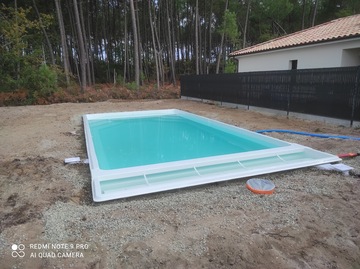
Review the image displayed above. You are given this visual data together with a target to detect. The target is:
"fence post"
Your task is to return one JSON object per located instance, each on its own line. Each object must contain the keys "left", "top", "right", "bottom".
{"left": 287, "top": 70, "right": 296, "bottom": 118}
{"left": 247, "top": 73, "right": 251, "bottom": 110}
{"left": 350, "top": 66, "right": 360, "bottom": 127}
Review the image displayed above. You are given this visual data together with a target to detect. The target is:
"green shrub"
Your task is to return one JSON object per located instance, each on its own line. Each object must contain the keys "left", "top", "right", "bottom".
{"left": 224, "top": 59, "right": 237, "bottom": 73}
{"left": 21, "top": 64, "right": 58, "bottom": 97}
{"left": 116, "top": 74, "right": 125, "bottom": 85}
{"left": 0, "top": 74, "right": 17, "bottom": 92}
{"left": 125, "top": 81, "right": 138, "bottom": 91}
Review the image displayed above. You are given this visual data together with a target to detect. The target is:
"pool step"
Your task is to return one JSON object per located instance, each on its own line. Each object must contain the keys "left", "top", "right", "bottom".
{"left": 95, "top": 146, "right": 339, "bottom": 201}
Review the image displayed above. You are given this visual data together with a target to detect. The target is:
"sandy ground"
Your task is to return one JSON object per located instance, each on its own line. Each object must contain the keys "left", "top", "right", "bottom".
{"left": 0, "top": 99, "right": 359, "bottom": 269}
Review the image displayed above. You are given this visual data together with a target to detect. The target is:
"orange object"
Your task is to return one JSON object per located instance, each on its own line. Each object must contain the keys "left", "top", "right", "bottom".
{"left": 337, "top": 152, "right": 359, "bottom": 158}
{"left": 246, "top": 178, "right": 275, "bottom": 194}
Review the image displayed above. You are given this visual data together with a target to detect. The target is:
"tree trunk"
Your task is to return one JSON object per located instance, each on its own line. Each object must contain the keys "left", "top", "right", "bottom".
{"left": 216, "top": 0, "right": 229, "bottom": 74}
{"left": 195, "top": 0, "right": 199, "bottom": 75}
{"left": 311, "top": 0, "right": 319, "bottom": 27}
{"left": 73, "top": 0, "right": 87, "bottom": 92}
{"left": 166, "top": 0, "right": 176, "bottom": 85}
{"left": 149, "top": 0, "right": 160, "bottom": 90}
{"left": 33, "top": 0, "right": 55, "bottom": 65}
{"left": 154, "top": 5, "right": 164, "bottom": 85}
{"left": 67, "top": 0, "right": 81, "bottom": 85}
{"left": 129, "top": 0, "right": 140, "bottom": 89}
{"left": 54, "top": 0, "right": 70, "bottom": 86}
{"left": 123, "top": 4, "right": 128, "bottom": 83}
{"left": 243, "top": 0, "right": 251, "bottom": 48}
{"left": 135, "top": 0, "right": 143, "bottom": 85}
{"left": 208, "top": 0, "right": 213, "bottom": 74}
{"left": 87, "top": 1, "right": 95, "bottom": 85}
{"left": 79, "top": 0, "right": 92, "bottom": 86}
{"left": 301, "top": 0, "right": 306, "bottom": 29}
{"left": 14, "top": 0, "right": 20, "bottom": 81}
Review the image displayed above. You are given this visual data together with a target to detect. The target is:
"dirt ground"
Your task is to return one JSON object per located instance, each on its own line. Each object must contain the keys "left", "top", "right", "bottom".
{"left": 0, "top": 99, "right": 359, "bottom": 269}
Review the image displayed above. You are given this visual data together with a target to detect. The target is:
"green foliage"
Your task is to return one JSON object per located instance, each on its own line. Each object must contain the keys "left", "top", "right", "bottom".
{"left": 225, "top": 10, "right": 239, "bottom": 43}
{"left": 260, "top": 0, "right": 294, "bottom": 21}
{"left": 140, "top": 72, "right": 146, "bottom": 83}
{"left": 125, "top": 82, "right": 138, "bottom": 91}
{"left": 335, "top": 8, "right": 353, "bottom": 18}
{"left": 219, "top": 10, "right": 240, "bottom": 46}
{"left": 51, "top": 65, "right": 75, "bottom": 88}
{"left": 0, "top": 5, "right": 32, "bottom": 55}
{"left": 247, "top": 0, "right": 296, "bottom": 44}
{"left": 224, "top": 59, "right": 237, "bottom": 73}
{"left": 1, "top": 0, "right": 360, "bottom": 94}
{"left": 0, "top": 4, "right": 55, "bottom": 94}
{"left": 0, "top": 74, "right": 17, "bottom": 92}
{"left": 116, "top": 74, "right": 125, "bottom": 85}
{"left": 259, "top": 32, "right": 276, "bottom": 43}
{"left": 21, "top": 64, "right": 58, "bottom": 98}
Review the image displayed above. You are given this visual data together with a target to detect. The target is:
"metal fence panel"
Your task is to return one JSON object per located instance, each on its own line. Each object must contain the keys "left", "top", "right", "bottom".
{"left": 180, "top": 67, "right": 360, "bottom": 124}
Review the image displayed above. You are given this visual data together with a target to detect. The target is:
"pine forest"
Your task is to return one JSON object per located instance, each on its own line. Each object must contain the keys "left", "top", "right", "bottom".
{"left": 0, "top": 0, "right": 359, "bottom": 104}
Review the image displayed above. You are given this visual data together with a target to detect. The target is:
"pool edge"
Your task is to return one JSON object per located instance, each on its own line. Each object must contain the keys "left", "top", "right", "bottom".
{"left": 83, "top": 109, "right": 341, "bottom": 202}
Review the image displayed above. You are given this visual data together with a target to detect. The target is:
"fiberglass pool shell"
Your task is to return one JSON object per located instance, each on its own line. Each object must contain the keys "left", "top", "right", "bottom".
{"left": 83, "top": 109, "right": 340, "bottom": 202}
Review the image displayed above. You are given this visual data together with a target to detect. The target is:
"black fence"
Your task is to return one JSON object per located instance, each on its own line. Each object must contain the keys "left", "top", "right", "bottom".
{"left": 180, "top": 66, "right": 360, "bottom": 126}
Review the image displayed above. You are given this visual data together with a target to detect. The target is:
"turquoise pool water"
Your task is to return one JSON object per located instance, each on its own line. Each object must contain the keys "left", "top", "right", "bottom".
{"left": 83, "top": 109, "right": 341, "bottom": 201}
{"left": 89, "top": 114, "right": 286, "bottom": 170}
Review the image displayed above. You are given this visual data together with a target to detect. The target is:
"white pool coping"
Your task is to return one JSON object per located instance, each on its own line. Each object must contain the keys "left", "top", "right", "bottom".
{"left": 83, "top": 109, "right": 341, "bottom": 202}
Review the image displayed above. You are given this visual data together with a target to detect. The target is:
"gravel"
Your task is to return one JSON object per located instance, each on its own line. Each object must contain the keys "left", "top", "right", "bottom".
{"left": 1, "top": 100, "right": 359, "bottom": 268}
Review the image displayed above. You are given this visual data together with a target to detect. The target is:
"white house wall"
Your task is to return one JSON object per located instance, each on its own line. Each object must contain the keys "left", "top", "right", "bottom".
{"left": 236, "top": 38, "right": 360, "bottom": 72}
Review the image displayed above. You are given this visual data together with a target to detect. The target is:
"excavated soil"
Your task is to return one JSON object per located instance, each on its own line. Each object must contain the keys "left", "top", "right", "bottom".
{"left": 0, "top": 99, "right": 359, "bottom": 269}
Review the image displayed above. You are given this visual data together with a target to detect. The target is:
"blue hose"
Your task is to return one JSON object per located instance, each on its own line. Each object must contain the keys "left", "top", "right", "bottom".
{"left": 256, "top": 129, "right": 360, "bottom": 141}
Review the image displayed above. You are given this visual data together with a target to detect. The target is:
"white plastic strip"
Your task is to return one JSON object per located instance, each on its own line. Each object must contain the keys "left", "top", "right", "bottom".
{"left": 83, "top": 110, "right": 341, "bottom": 202}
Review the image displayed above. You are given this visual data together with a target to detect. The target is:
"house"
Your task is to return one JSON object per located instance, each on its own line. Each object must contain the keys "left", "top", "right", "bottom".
{"left": 229, "top": 14, "right": 360, "bottom": 72}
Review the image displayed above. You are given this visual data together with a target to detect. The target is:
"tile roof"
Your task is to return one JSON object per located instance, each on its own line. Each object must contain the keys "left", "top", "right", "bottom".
{"left": 229, "top": 14, "right": 360, "bottom": 57}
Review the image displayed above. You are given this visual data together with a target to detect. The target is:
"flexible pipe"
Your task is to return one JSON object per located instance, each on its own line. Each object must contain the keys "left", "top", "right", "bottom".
{"left": 256, "top": 129, "right": 360, "bottom": 141}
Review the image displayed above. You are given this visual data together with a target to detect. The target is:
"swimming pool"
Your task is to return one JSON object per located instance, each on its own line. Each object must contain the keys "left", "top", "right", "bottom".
{"left": 83, "top": 109, "right": 340, "bottom": 202}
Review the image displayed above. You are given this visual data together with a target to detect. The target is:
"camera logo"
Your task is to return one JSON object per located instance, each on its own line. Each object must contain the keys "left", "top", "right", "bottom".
{"left": 11, "top": 244, "right": 25, "bottom": 258}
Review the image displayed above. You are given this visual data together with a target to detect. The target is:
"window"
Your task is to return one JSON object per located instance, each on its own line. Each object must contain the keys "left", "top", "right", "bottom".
{"left": 290, "top": 60, "right": 298, "bottom": 70}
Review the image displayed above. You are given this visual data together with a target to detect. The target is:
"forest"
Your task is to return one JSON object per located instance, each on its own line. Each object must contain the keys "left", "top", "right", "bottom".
{"left": 0, "top": 0, "right": 359, "bottom": 104}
